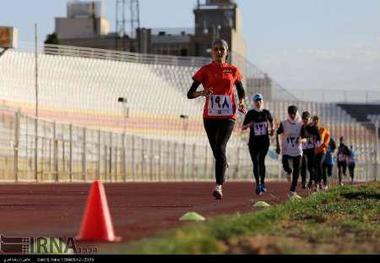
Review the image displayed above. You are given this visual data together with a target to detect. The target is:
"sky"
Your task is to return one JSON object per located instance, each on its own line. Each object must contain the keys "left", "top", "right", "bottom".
{"left": 0, "top": 0, "right": 380, "bottom": 93}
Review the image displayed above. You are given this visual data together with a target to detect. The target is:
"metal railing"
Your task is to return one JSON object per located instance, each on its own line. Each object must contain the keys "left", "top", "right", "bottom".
{"left": 16, "top": 42, "right": 210, "bottom": 68}
{"left": 291, "top": 89, "right": 380, "bottom": 104}
{"left": 0, "top": 107, "right": 377, "bottom": 183}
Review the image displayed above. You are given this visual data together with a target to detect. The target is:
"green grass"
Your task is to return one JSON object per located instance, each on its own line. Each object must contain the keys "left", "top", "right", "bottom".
{"left": 104, "top": 182, "right": 380, "bottom": 254}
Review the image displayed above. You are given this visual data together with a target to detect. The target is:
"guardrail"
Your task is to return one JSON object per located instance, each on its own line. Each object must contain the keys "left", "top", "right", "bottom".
{"left": 17, "top": 42, "right": 210, "bottom": 68}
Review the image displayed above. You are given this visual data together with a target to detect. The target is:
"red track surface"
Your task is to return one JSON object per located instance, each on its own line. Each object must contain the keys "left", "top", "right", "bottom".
{"left": 0, "top": 182, "right": 307, "bottom": 248}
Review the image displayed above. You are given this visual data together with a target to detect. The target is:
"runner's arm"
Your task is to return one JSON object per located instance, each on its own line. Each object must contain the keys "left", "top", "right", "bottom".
{"left": 235, "top": 81, "right": 246, "bottom": 113}
{"left": 187, "top": 80, "right": 211, "bottom": 99}
{"left": 235, "top": 81, "right": 245, "bottom": 101}
{"left": 315, "top": 127, "right": 322, "bottom": 141}
{"left": 276, "top": 123, "right": 284, "bottom": 154}
{"left": 242, "top": 110, "right": 253, "bottom": 130}
{"left": 299, "top": 126, "right": 307, "bottom": 144}
{"left": 322, "top": 130, "right": 331, "bottom": 151}
{"left": 267, "top": 110, "right": 275, "bottom": 136}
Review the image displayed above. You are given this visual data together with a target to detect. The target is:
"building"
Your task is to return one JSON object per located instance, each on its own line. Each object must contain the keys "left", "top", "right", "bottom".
{"left": 56, "top": 1, "right": 110, "bottom": 39}
{"left": 192, "top": 0, "right": 246, "bottom": 61}
{"left": 52, "top": 0, "right": 246, "bottom": 61}
{"left": 50, "top": 0, "right": 275, "bottom": 99}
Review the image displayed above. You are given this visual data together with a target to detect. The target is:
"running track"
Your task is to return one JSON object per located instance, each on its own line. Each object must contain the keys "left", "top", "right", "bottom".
{"left": 0, "top": 182, "right": 308, "bottom": 251}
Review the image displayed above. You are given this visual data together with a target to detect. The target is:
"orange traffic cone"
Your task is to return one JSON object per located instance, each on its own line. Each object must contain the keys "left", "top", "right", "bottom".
{"left": 76, "top": 180, "right": 121, "bottom": 242}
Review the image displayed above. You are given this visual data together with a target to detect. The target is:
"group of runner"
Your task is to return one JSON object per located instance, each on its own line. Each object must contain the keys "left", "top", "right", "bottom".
{"left": 187, "top": 38, "right": 356, "bottom": 200}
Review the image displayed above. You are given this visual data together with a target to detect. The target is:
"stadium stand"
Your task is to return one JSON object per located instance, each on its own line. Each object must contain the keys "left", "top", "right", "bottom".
{"left": 337, "top": 104, "right": 380, "bottom": 122}
{"left": 0, "top": 43, "right": 378, "bottom": 182}
{"left": 337, "top": 104, "right": 380, "bottom": 139}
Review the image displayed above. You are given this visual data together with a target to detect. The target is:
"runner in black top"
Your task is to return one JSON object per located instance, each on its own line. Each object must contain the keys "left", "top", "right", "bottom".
{"left": 300, "top": 111, "right": 321, "bottom": 190}
{"left": 337, "top": 136, "right": 350, "bottom": 186}
{"left": 242, "top": 93, "right": 274, "bottom": 195}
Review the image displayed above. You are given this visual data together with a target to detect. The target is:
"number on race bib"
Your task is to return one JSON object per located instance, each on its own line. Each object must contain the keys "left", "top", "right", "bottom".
{"left": 253, "top": 122, "right": 268, "bottom": 136}
{"left": 304, "top": 138, "right": 314, "bottom": 149}
{"left": 208, "top": 95, "right": 233, "bottom": 116}
{"left": 338, "top": 153, "right": 346, "bottom": 161}
{"left": 287, "top": 137, "right": 296, "bottom": 147}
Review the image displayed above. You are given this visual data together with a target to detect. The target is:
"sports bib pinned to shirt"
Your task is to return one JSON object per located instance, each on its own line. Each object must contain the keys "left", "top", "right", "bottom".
{"left": 303, "top": 138, "right": 315, "bottom": 150}
{"left": 253, "top": 121, "right": 268, "bottom": 136}
{"left": 286, "top": 136, "right": 297, "bottom": 148}
{"left": 338, "top": 153, "right": 347, "bottom": 162}
{"left": 208, "top": 95, "right": 233, "bottom": 117}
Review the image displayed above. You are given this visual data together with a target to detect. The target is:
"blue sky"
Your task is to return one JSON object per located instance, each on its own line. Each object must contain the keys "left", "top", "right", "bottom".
{"left": 1, "top": 0, "right": 380, "bottom": 92}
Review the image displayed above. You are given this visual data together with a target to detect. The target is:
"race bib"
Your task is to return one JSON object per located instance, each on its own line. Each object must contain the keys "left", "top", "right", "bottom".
{"left": 253, "top": 122, "right": 268, "bottom": 136}
{"left": 286, "top": 136, "right": 300, "bottom": 151}
{"left": 303, "top": 138, "right": 315, "bottom": 149}
{"left": 208, "top": 95, "right": 233, "bottom": 117}
{"left": 286, "top": 136, "right": 297, "bottom": 148}
{"left": 338, "top": 153, "right": 346, "bottom": 161}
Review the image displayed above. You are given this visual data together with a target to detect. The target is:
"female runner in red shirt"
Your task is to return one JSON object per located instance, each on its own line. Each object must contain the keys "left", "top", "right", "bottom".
{"left": 187, "top": 39, "right": 246, "bottom": 200}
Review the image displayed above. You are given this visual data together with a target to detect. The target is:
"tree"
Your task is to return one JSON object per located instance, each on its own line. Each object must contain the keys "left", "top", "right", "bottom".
{"left": 44, "top": 33, "right": 60, "bottom": 45}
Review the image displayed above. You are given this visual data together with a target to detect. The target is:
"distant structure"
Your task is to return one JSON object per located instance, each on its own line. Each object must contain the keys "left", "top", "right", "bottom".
{"left": 49, "top": 0, "right": 278, "bottom": 100}
{"left": 115, "top": 0, "right": 140, "bottom": 51}
{"left": 54, "top": 1, "right": 114, "bottom": 49}
{"left": 51, "top": 0, "right": 246, "bottom": 61}
{"left": 193, "top": 0, "right": 246, "bottom": 59}
{"left": 0, "top": 26, "right": 18, "bottom": 49}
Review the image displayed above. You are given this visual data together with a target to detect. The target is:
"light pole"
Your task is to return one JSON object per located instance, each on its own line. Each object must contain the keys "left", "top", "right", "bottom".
{"left": 180, "top": 114, "right": 189, "bottom": 180}
{"left": 118, "top": 97, "right": 129, "bottom": 134}
{"left": 180, "top": 114, "right": 189, "bottom": 142}
{"left": 375, "top": 119, "right": 379, "bottom": 181}
{"left": 34, "top": 23, "right": 39, "bottom": 182}
{"left": 118, "top": 97, "right": 129, "bottom": 181}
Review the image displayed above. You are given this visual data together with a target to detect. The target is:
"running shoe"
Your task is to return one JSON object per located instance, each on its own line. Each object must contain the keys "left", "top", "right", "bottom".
{"left": 288, "top": 191, "right": 302, "bottom": 200}
{"left": 261, "top": 184, "right": 267, "bottom": 193}
{"left": 307, "top": 181, "right": 314, "bottom": 191}
{"left": 213, "top": 185, "right": 223, "bottom": 200}
{"left": 323, "top": 184, "right": 329, "bottom": 191}
{"left": 255, "top": 184, "right": 262, "bottom": 196}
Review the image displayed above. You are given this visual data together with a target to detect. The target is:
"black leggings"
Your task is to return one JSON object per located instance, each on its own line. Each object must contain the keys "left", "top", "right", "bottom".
{"left": 249, "top": 141, "right": 269, "bottom": 185}
{"left": 315, "top": 153, "right": 326, "bottom": 185}
{"left": 282, "top": 155, "right": 301, "bottom": 192}
{"left": 204, "top": 118, "right": 235, "bottom": 185}
{"left": 348, "top": 163, "right": 355, "bottom": 181}
{"left": 338, "top": 161, "right": 347, "bottom": 183}
{"left": 323, "top": 163, "right": 333, "bottom": 178}
{"left": 301, "top": 149, "right": 315, "bottom": 184}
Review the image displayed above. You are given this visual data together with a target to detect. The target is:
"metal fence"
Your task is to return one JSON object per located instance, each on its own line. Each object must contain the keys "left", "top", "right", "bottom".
{"left": 0, "top": 108, "right": 265, "bottom": 183}
{"left": 290, "top": 89, "right": 380, "bottom": 104}
{"left": 0, "top": 108, "right": 377, "bottom": 183}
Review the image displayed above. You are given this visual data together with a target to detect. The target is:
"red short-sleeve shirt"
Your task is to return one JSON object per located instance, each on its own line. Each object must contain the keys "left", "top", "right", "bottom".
{"left": 193, "top": 62, "right": 242, "bottom": 120}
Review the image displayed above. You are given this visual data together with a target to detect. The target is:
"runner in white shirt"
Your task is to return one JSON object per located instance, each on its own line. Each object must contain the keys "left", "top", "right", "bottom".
{"left": 276, "top": 105, "right": 307, "bottom": 199}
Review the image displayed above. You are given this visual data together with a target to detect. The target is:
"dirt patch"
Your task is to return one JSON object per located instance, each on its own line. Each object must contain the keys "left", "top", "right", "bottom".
{"left": 224, "top": 235, "right": 309, "bottom": 254}
{"left": 224, "top": 233, "right": 380, "bottom": 254}
{"left": 342, "top": 192, "right": 380, "bottom": 200}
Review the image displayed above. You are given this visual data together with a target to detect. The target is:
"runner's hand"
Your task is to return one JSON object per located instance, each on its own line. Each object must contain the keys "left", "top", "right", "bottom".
{"left": 201, "top": 88, "right": 213, "bottom": 97}
{"left": 242, "top": 122, "right": 253, "bottom": 130}
{"left": 238, "top": 102, "right": 247, "bottom": 114}
{"left": 276, "top": 146, "right": 281, "bottom": 155}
